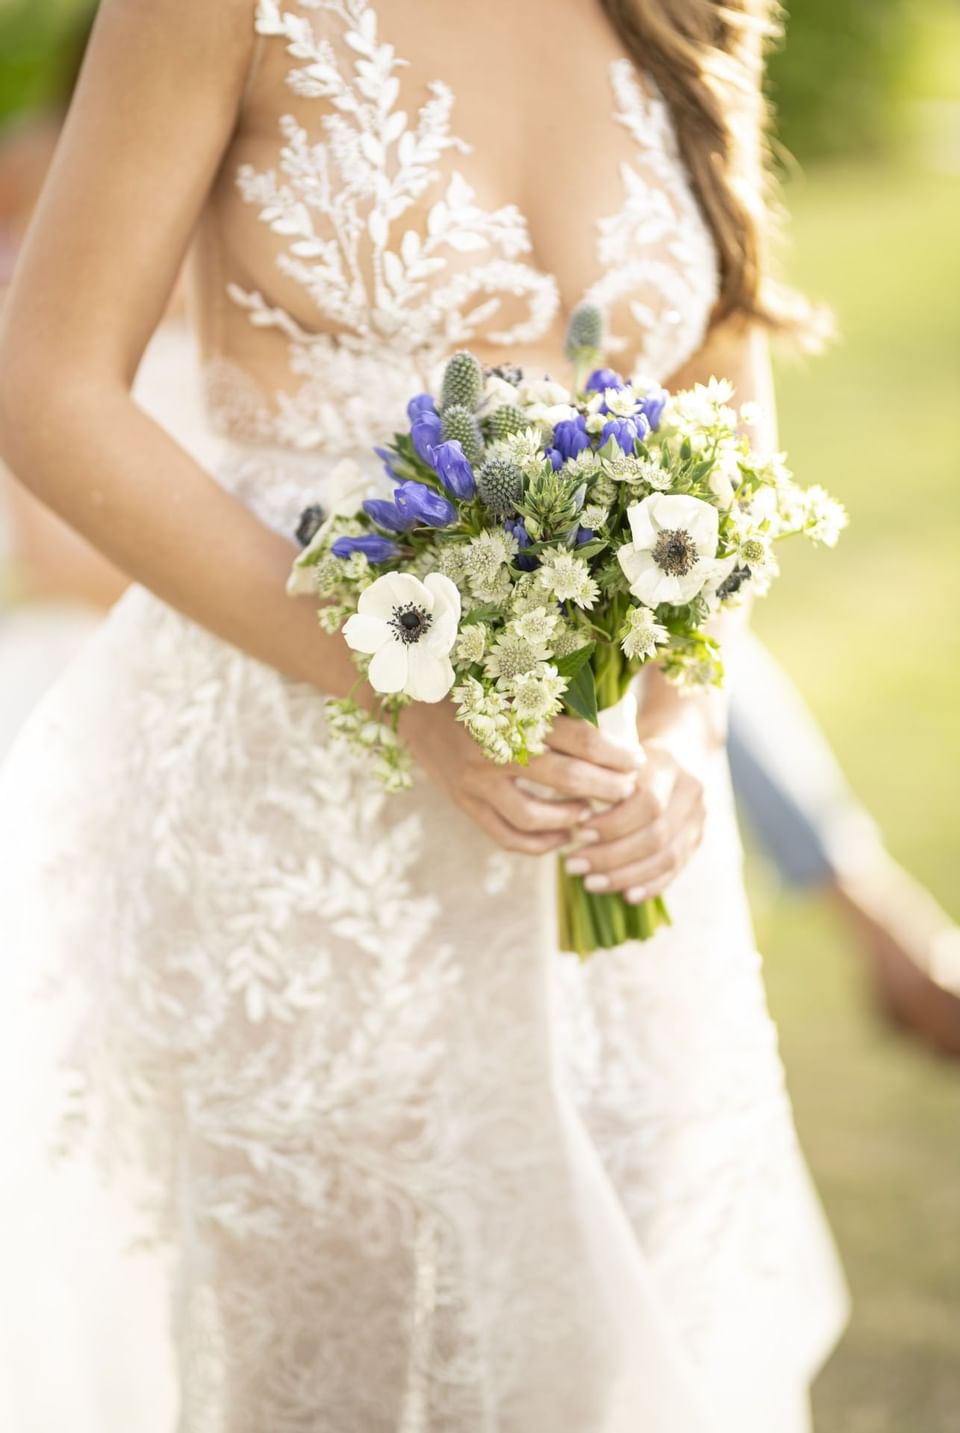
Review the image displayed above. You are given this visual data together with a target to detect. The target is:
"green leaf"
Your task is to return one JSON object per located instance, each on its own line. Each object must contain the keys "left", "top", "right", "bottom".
{"left": 461, "top": 604, "right": 502, "bottom": 626}
{"left": 554, "top": 640, "right": 596, "bottom": 681}
{"left": 572, "top": 537, "right": 609, "bottom": 560}
{"left": 562, "top": 660, "right": 599, "bottom": 725}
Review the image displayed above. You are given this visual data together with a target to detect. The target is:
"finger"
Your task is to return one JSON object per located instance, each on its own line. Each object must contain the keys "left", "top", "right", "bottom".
{"left": 494, "top": 779, "right": 590, "bottom": 834}
{"left": 564, "top": 814, "right": 672, "bottom": 876}
{"left": 466, "top": 797, "right": 572, "bottom": 857}
{"left": 576, "top": 823, "right": 704, "bottom": 896}
{"left": 524, "top": 751, "right": 640, "bottom": 805}
{"left": 583, "top": 762, "right": 694, "bottom": 841}
{"left": 545, "top": 716, "right": 643, "bottom": 773}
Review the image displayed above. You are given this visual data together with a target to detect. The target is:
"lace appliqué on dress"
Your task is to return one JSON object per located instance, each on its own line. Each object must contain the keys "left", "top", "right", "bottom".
{"left": 203, "top": 0, "right": 718, "bottom": 456}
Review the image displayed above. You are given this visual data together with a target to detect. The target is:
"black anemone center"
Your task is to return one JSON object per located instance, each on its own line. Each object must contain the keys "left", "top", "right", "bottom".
{"left": 652, "top": 528, "right": 699, "bottom": 578}
{"left": 389, "top": 603, "right": 432, "bottom": 645}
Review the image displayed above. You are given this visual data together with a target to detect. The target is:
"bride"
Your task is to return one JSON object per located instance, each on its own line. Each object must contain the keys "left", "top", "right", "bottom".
{"left": 0, "top": 1, "right": 847, "bottom": 1428}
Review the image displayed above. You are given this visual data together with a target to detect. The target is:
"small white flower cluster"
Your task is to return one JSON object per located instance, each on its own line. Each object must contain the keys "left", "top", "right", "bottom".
{"left": 326, "top": 698, "right": 415, "bottom": 792}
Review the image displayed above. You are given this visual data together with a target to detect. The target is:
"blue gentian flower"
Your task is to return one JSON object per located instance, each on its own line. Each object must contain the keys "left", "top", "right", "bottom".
{"left": 601, "top": 416, "right": 640, "bottom": 453}
{"left": 332, "top": 534, "right": 401, "bottom": 562}
{"left": 410, "top": 410, "right": 443, "bottom": 464}
{"left": 546, "top": 447, "right": 564, "bottom": 471}
{"left": 407, "top": 393, "right": 437, "bottom": 421}
{"left": 394, "top": 479, "right": 457, "bottom": 528}
{"left": 362, "top": 498, "right": 417, "bottom": 533}
{"left": 552, "top": 415, "right": 589, "bottom": 462}
{"left": 586, "top": 367, "right": 625, "bottom": 394}
{"left": 373, "top": 445, "right": 404, "bottom": 482}
{"left": 505, "top": 516, "right": 537, "bottom": 570}
{"left": 638, "top": 387, "right": 668, "bottom": 432}
{"left": 601, "top": 413, "right": 650, "bottom": 453}
{"left": 576, "top": 527, "right": 595, "bottom": 545}
{"left": 431, "top": 440, "right": 476, "bottom": 499}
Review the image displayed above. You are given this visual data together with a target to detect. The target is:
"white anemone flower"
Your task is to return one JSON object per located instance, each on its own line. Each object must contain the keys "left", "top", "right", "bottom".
{"left": 618, "top": 493, "right": 735, "bottom": 606}
{"left": 343, "top": 571, "right": 461, "bottom": 703}
{"left": 287, "top": 459, "right": 376, "bottom": 595}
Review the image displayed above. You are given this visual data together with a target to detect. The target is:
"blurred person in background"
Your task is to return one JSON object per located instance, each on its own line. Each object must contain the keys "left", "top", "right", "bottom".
{"left": 2, "top": 0, "right": 955, "bottom": 1053}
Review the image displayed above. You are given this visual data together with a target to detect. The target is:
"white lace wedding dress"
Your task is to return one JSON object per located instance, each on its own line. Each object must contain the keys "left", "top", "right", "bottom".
{"left": 0, "top": 4, "right": 847, "bottom": 1430}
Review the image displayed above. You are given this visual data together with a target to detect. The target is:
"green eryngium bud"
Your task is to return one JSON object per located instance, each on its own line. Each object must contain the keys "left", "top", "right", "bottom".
{"left": 441, "top": 351, "right": 484, "bottom": 412}
{"left": 476, "top": 456, "right": 524, "bottom": 517}
{"left": 564, "top": 302, "right": 604, "bottom": 360}
{"left": 441, "top": 404, "right": 486, "bottom": 466}
{"left": 485, "top": 404, "right": 528, "bottom": 441}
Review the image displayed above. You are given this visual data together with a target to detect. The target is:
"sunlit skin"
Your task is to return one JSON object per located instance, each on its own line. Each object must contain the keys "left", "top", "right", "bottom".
{"left": 0, "top": 0, "right": 775, "bottom": 902}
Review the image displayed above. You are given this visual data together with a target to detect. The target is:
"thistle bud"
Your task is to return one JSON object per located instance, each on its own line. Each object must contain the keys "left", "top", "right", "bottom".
{"left": 441, "top": 351, "right": 485, "bottom": 412}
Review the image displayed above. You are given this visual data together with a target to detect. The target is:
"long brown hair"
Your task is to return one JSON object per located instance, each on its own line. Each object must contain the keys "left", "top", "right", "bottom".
{"left": 599, "top": 0, "right": 798, "bottom": 335}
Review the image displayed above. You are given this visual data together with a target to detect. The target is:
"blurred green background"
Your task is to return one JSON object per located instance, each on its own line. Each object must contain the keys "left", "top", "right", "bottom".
{"left": 2, "top": 0, "right": 959, "bottom": 1428}
{"left": 760, "top": 3, "right": 960, "bottom": 1428}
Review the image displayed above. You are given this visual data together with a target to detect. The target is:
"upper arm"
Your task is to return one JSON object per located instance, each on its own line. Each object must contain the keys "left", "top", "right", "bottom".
{"left": 0, "top": 0, "right": 256, "bottom": 389}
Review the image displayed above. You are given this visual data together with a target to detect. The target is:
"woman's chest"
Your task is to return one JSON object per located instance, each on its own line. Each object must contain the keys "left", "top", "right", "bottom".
{"left": 200, "top": 0, "right": 717, "bottom": 379}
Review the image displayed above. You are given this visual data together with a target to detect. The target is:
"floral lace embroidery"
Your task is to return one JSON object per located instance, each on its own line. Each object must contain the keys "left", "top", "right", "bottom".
{"left": 205, "top": 0, "right": 719, "bottom": 455}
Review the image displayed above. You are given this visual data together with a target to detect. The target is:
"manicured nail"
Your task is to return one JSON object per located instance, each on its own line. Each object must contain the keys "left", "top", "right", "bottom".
{"left": 573, "top": 827, "right": 599, "bottom": 846}
{"left": 566, "top": 856, "right": 591, "bottom": 876}
{"left": 584, "top": 873, "right": 609, "bottom": 893}
{"left": 626, "top": 886, "right": 649, "bottom": 904}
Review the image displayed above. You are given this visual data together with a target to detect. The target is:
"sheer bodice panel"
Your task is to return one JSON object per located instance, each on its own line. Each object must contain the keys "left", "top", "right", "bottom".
{"left": 191, "top": 0, "right": 718, "bottom": 456}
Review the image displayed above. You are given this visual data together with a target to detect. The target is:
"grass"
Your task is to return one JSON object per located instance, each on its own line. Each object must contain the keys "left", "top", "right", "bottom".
{"left": 751, "top": 158, "right": 960, "bottom": 1432}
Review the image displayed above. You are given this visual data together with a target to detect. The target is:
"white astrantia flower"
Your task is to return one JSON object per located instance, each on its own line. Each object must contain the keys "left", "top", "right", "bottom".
{"left": 343, "top": 571, "right": 461, "bottom": 703}
{"left": 511, "top": 605, "right": 560, "bottom": 646}
{"left": 538, "top": 548, "right": 600, "bottom": 608}
{"left": 803, "top": 485, "right": 849, "bottom": 546}
{"left": 483, "top": 630, "right": 549, "bottom": 682}
{"left": 494, "top": 427, "right": 544, "bottom": 466}
{"left": 620, "top": 605, "right": 670, "bottom": 662}
{"left": 455, "top": 623, "right": 487, "bottom": 665}
{"left": 580, "top": 502, "right": 611, "bottom": 530}
{"left": 507, "top": 664, "right": 567, "bottom": 722}
{"left": 617, "top": 492, "right": 736, "bottom": 606}
{"left": 596, "top": 385, "right": 639, "bottom": 418}
{"left": 287, "top": 459, "right": 376, "bottom": 595}
{"left": 463, "top": 529, "right": 517, "bottom": 587}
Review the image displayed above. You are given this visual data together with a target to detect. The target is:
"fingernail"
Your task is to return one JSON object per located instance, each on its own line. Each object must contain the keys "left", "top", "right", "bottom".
{"left": 566, "top": 857, "right": 591, "bottom": 876}
{"left": 576, "top": 828, "right": 600, "bottom": 845}
{"left": 626, "top": 886, "right": 649, "bottom": 904}
{"left": 616, "top": 780, "right": 636, "bottom": 800}
{"left": 584, "top": 873, "right": 609, "bottom": 893}
{"left": 575, "top": 807, "right": 595, "bottom": 824}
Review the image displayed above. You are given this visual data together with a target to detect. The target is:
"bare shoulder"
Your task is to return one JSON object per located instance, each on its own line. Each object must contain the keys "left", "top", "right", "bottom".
{"left": 91, "top": 0, "right": 258, "bottom": 72}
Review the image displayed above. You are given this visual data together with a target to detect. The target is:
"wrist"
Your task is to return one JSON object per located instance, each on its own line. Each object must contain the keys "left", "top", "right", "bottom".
{"left": 638, "top": 694, "right": 723, "bottom": 781}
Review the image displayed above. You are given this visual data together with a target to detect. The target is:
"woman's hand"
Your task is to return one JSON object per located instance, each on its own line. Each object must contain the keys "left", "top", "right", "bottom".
{"left": 565, "top": 741, "right": 707, "bottom": 903}
{"left": 401, "top": 707, "right": 644, "bottom": 856}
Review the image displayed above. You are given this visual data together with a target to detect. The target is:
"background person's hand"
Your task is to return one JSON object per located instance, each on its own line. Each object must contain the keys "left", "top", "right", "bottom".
{"left": 401, "top": 705, "right": 644, "bottom": 855}
{"left": 565, "top": 742, "right": 707, "bottom": 903}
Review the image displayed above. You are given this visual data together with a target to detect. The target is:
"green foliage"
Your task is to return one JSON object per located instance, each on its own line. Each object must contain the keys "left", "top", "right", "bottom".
{"left": 770, "top": 0, "right": 914, "bottom": 161}
{"left": 0, "top": 0, "right": 95, "bottom": 126}
{"left": 561, "top": 659, "right": 598, "bottom": 725}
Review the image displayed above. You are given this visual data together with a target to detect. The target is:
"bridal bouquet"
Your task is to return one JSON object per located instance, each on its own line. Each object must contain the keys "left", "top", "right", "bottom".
{"left": 289, "top": 306, "right": 846, "bottom": 957}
